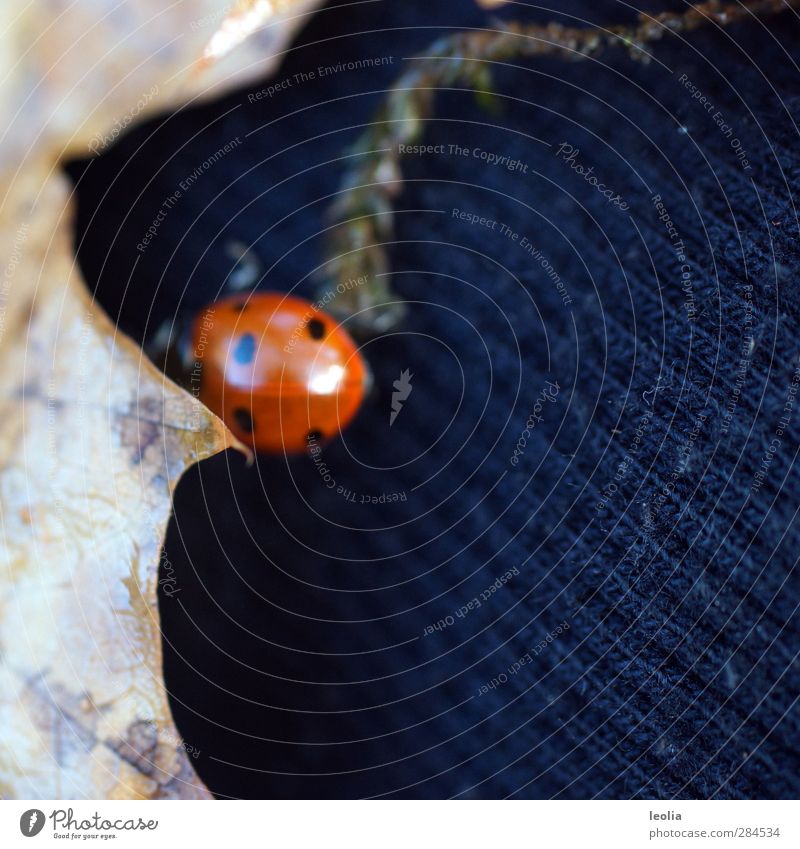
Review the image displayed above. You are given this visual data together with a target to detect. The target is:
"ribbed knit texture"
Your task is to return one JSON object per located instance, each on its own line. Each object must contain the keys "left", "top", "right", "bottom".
{"left": 69, "top": 0, "right": 800, "bottom": 798}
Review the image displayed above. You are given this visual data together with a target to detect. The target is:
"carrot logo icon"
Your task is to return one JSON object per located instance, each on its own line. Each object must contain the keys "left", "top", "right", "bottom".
{"left": 19, "top": 809, "right": 45, "bottom": 837}
{"left": 389, "top": 369, "right": 413, "bottom": 426}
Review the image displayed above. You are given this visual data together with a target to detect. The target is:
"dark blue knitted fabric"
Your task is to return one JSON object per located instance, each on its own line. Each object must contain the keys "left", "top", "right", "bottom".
{"left": 68, "top": 0, "right": 800, "bottom": 798}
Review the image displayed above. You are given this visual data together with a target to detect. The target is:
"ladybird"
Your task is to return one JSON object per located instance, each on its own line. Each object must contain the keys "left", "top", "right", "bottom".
{"left": 191, "top": 292, "right": 368, "bottom": 454}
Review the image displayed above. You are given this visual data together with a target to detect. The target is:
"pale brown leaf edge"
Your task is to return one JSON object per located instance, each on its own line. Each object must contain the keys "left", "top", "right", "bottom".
{"left": 0, "top": 0, "right": 320, "bottom": 800}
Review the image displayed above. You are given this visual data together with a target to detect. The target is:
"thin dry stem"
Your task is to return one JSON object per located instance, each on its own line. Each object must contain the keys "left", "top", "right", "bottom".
{"left": 322, "top": 0, "right": 798, "bottom": 334}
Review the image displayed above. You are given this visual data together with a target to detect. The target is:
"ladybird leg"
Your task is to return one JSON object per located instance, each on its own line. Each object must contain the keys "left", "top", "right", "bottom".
{"left": 144, "top": 316, "right": 191, "bottom": 384}
{"left": 361, "top": 357, "right": 376, "bottom": 403}
{"left": 224, "top": 239, "right": 262, "bottom": 291}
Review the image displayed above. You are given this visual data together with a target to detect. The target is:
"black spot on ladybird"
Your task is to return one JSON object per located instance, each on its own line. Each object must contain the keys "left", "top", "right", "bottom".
{"left": 307, "top": 318, "right": 325, "bottom": 340}
{"left": 233, "top": 333, "right": 256, "bottom": 364}
{"left": 306, "top": 429, "right": 323, "bottom": 444}
{"left": 233, "top": 408, "right": 254, "bottom": 433}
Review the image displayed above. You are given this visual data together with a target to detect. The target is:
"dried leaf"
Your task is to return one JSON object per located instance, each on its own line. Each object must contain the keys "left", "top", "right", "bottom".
{"left": 0, "top": 0, "right": 320, "bottom": 800}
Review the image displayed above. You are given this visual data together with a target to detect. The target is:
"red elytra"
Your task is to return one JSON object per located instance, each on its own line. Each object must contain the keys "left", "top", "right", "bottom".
{"left": 192, "top": 292, "right": 368, "bottom": 454}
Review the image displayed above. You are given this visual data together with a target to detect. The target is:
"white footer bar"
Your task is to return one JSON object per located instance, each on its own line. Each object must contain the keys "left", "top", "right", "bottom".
{"left": 1, "top": 799, "right": 797, "bottom": 848}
